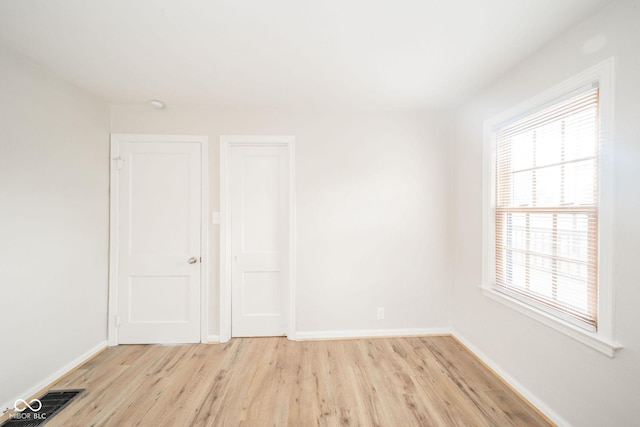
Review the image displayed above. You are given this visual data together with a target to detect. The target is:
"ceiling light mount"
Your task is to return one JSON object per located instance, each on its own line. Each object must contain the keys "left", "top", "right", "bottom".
{"left": 150, "top": 99, "right": 165, "bottom": 109}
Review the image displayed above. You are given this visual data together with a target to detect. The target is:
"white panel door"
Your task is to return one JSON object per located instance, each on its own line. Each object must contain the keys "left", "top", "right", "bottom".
{"left": 117, "top": 140, "right": 201, "bottom": 344}
{"left": 231, "top": 145, "right": 288, "bottom": 337}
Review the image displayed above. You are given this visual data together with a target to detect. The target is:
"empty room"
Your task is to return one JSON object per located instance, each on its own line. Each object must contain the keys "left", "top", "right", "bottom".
{"left": 1, "top": 0, "right": 638, "bottom": 426}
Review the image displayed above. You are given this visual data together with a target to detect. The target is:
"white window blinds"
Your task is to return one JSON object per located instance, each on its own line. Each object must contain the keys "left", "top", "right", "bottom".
{"left": 494, "top": 85, "right": 599, "bottom": 330}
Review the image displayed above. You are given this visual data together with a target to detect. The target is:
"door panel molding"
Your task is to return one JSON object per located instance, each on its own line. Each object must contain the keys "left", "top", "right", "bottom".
{"left": 220, "top": 135, "right": 296, "bottom": 342}
{"left": 108, "top": 134, "right": 209, "bottom": 345}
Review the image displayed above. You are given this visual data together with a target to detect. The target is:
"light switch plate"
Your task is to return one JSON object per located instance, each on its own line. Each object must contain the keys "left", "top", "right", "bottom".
{"left": 212, "top": 211, "right": 221, "bottom": 224}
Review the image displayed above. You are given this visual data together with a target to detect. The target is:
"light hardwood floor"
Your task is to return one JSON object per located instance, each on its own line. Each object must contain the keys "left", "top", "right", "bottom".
{"left": 35, "top": 336, "right": 551, "bottom": 426}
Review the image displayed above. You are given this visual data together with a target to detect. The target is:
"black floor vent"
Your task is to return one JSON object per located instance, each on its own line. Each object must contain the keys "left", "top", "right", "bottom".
{"left": 1, "top": 390, "right": 84, "bottom": 427}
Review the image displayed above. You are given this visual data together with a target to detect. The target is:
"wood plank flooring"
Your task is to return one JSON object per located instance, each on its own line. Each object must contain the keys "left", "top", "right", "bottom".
{"left": 32, "top": 336, "right": 552, "bottom": 426}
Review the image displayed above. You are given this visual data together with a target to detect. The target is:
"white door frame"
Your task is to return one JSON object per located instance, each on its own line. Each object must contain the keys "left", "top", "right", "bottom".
{"left": 219, "top": 135, "right": 296, "bottom": 342}
{"left": 108, "top": 134, "right": 210, "bottom": 346}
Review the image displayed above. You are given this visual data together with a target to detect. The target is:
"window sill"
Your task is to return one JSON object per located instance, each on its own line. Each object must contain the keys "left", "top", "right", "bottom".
{"left": 481, "top": 286, "right": 622, "bottom": 357}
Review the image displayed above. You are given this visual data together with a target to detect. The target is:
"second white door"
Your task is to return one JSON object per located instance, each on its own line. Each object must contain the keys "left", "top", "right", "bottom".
{"left": 231, "top": 145, "right": 289, "bottom": 337}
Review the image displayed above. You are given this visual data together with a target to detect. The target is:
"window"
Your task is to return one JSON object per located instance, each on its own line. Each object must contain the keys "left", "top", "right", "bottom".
{"left": 495, "top": 86, "right": 599, "bottom": 329}
{"left": 483, "top": 59, "right": 619, "bottom": 356}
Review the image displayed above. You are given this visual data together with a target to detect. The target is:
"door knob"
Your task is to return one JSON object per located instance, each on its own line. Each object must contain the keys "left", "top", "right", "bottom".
{"left": 188, "top": 257, "right": 198, "bottom": 264}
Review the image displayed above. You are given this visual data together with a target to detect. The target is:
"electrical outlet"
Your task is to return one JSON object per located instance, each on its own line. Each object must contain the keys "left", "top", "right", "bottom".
{"left": 377, "top": 307, "right": 384, "bottom": 320}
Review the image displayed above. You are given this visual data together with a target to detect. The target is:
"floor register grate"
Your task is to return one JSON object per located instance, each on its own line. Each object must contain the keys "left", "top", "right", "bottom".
{"left": 1, "top": 390, "right": 84, "bottom": 427}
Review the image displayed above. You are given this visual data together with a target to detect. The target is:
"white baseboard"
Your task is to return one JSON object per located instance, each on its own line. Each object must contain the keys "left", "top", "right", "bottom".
{"left": 204, "top": 334, "right": 220, "bottom": 344}
{"left": 1, "top": 340, "right": 108, "bottom": 416}
{"left": 451, "top": 331, "right": 570, "bottom": 427}
{"left": 295, "top": 327, "right": 451, "bottom": 341}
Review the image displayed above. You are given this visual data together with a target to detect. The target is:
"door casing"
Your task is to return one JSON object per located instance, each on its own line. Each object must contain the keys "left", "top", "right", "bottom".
{"left": 108, "top": 134, "right": 209, "bottom": 346}
{"left": 220, "top": 135, "right": 296, "bottom": 343}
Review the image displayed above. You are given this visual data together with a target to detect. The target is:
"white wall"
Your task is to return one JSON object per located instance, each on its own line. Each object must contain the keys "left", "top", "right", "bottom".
{"left": 110, "top": 106, "right": 453, "bottom": 338}
{"left": 452, "top": 1, "right": 640, "bottom": 425}
{"left": 0, "top": 46, "right": 110, "bottom": 410}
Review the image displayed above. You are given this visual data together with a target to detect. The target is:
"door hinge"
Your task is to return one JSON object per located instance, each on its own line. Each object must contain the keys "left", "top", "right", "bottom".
{"left": 115, "top": 314, "right": 120, "bottom": 327}
{"left": 112, "top": 156, "right": 125, "bottom": 170}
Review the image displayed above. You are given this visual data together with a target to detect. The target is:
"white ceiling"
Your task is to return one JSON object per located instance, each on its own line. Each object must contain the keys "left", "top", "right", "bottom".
{"left": 0, "top": 0, "right": 611, "bottom": 110}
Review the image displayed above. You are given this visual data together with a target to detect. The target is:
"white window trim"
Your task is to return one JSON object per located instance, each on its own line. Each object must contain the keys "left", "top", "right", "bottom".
{"left": 482, "top": 58, "right": 622, "bottom": 357}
